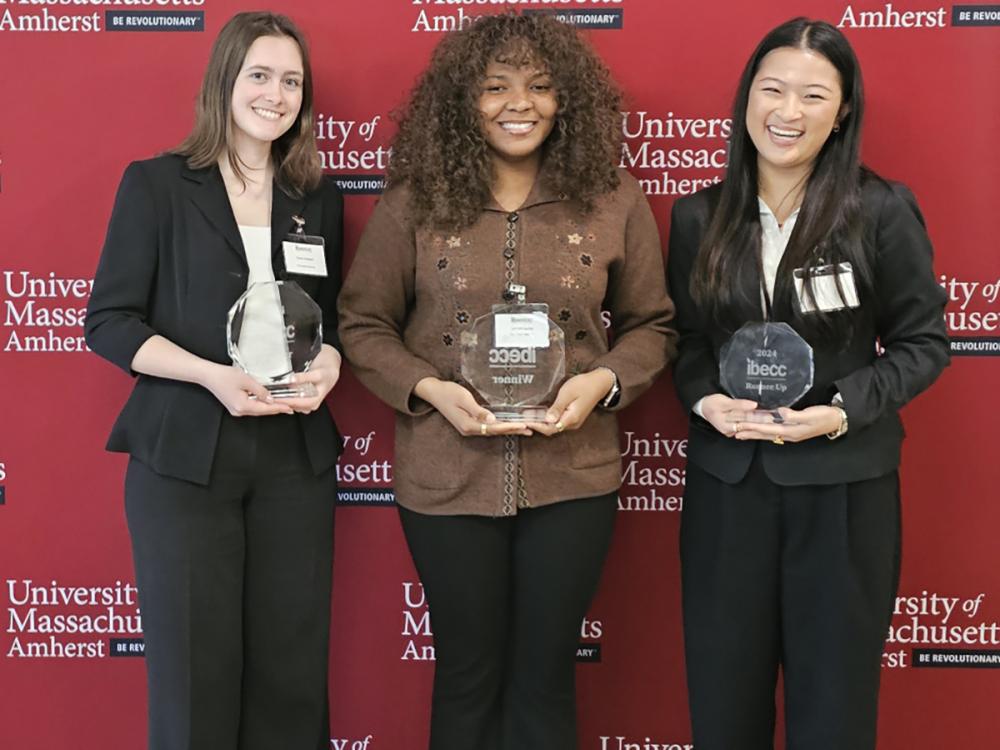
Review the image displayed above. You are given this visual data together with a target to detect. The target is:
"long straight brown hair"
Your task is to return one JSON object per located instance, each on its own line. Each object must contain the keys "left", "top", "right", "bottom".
{"left": 173, "top": 11, "right": 322, "bottom": 197}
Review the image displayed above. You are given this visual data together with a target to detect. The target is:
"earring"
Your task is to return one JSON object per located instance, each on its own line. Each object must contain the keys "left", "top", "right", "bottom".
{"left": 833, "top": 123, "right": 841, "bottom": 133}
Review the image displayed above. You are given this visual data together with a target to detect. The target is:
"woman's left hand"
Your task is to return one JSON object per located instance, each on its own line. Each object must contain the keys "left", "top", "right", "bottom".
{"left": 734, "top": 405, "right": 843, "bottom": 443}
{"left": 527, "top": 369, "right": 615, "bottom": 437}
{"left": 281, "top": 345, "right": 342, "bottom": 414}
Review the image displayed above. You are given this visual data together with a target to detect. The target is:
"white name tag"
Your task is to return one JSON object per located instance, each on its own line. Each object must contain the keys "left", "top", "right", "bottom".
{"left": 494, "top": 313, "right": 550, "bottom": 349}
{"left": 794, "top": 262, "right": 860, "bottom": 313}
{"left": 282, "top": 239, "right": 328, "bottom": 277}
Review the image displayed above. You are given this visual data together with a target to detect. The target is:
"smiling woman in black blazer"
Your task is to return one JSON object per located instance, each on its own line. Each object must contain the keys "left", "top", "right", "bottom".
{"left": 667, "top": 18, "right": 949, "bottom": 750}
{"left": 85, "top": 12, "right": 342, "bottom": 750}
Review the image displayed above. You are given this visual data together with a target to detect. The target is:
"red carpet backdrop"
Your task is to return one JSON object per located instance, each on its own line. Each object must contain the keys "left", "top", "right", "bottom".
{"left": 1, "top": 1, "right": 998, "bottom": 748}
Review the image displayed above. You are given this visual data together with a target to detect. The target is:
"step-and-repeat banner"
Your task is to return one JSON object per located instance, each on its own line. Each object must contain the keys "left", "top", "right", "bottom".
{"left": 1, "top": 2, "right": 998, "bottom": 748}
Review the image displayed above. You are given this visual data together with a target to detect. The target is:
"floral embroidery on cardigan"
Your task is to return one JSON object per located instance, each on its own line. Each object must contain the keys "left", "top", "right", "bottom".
{"left": 446, "top": 235, "right": 461, "bottom": 249}
{"left": 579, "top": 253, "right": 593, "bottom": 267}
{"left": 567, "top": 233, "right": 583, "bottom": 245}
{"left": 437, "top": 257, "right": 449, "bottom": 271}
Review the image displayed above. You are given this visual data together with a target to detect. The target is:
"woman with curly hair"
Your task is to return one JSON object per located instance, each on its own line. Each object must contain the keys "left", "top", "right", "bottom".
{"left": 339, "top": 12, "right": 674, "bottom": 750}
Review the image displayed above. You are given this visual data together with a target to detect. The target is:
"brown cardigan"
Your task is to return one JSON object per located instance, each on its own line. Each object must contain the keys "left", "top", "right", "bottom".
{"left": 339, "top": 169, "right": 676, "bottom": 516}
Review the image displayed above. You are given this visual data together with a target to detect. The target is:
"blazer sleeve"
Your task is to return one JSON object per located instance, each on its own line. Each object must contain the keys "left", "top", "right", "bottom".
{"left": 666, "top": 196, "right": 722, "bottom": 412}
{"left": 833, "top": 183, "right": 950, "bottom": 431}
{"left": 317, "top": 178, "right": 345, "bottom": 353}
{"left": 84, "top": 161, "right": 159, "bottom": 376}
{"left": 592, "top": 179, "right": 677, "bottom": 409}
{"left": 337, "top": 195, "right": 442, "bottom": 416}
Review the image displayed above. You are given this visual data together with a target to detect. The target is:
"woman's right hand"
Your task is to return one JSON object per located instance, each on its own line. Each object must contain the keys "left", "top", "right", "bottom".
{"left": 200, "top": 363, "right": 294, "bottom": 417}
{"left": 699, "top": 393, "right": 760, "bottom": 437}
{"left": 414, "top": 378, "right": 533, "bottom": 437}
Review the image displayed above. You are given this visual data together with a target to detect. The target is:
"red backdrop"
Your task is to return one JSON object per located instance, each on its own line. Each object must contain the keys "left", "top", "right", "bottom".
{"left": 1, "top": 2, "right": 998, "bottom": 748}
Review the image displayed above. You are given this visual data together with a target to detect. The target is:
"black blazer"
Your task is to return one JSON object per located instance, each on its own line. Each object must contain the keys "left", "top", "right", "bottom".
{"left": 86, "top": 154, "right": 343, "bottom": 485}
{"left": 666, "top": 176, "right": 949, "bottom": 486}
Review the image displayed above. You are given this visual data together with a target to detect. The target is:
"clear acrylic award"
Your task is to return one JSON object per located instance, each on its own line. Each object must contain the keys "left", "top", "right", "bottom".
{"left": 460, "top": 286, "right": 565, "bottom": 422}
{"left": 226, "top": 280, "right": 323, "bottom": 399}
{"left": 719, "top": 321, "right": 814, "bottom": 413}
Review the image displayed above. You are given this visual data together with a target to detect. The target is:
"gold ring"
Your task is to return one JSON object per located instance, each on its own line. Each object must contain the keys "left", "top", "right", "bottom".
{"left": 773, "top": 435, "right": 784, "bottom": 445}
{"left": 480, "top": 423, "right": 488, "bottom": 436}
{"left": 555, "top": 421, "right": 565, "bottom": 432}
{"left": 733, "top": 422, "right": 741, "bottom": 434}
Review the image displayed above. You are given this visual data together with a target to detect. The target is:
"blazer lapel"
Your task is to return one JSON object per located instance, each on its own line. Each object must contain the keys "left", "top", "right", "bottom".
{"left": 184, "top": 164, "right": 245, "bottom": 266}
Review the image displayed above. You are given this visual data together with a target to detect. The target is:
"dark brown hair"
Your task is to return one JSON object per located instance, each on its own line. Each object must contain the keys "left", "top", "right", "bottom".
{"left": 173, "top": 11, "right": 321, "bottom": 197}
{"left": 388, "top": 13, "right": 623, "bottom": 229}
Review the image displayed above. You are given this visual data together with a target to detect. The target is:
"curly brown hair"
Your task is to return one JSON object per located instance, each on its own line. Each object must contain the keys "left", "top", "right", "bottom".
{"left": 387, "top": 13, "right": 623, "bottom": 229}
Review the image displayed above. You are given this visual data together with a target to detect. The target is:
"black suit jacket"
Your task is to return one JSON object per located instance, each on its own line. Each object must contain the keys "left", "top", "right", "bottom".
{"left": 666, "top": 176, "right": 949, "bottom": 485}
{"left": 86, "top": 154, "right": 343, "bottom": 485}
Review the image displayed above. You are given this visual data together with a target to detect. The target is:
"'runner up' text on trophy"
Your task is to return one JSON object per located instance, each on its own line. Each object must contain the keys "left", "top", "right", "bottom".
{"left": 719, "top": 321, "right": 814, "bottom": 416}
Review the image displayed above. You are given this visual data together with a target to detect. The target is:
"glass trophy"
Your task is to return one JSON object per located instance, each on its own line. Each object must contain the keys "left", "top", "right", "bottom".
{"left": 719, "top": 321, "right": 813, "bottom": 416}
{"left": 460, "top": 285, "right": 565, "bottom": 422}
{"left": 227, "top": 280, "right": 323, "bottom": 399}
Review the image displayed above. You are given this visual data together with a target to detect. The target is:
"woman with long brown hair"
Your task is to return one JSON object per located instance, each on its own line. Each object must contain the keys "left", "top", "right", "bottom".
{"left": 340, "top": 13, "right": 674, "bottom": 750}
{"left": 85, "top": 12, "right": 342, "bottom": 750}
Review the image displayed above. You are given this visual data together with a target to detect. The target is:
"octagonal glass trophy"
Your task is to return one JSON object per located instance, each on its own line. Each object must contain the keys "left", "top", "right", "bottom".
{"left": 227, "top": 280, "right": 322, "bottom": 399}
{"left": 460, "top": 284, "right": 565, "bottom": 421}
{"left": 719, "top": 322, "right": 813, "bottom": 417}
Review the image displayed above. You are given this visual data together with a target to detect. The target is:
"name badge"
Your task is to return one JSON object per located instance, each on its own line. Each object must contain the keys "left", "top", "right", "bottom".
{"left": 794, "top": 262, "right": 859, "bottom": 313}
{"left": 494, "top": 312, "right": 550, "bottom": 349}
{"left": 282, "top": 235, "right": 327, "bottom": 277}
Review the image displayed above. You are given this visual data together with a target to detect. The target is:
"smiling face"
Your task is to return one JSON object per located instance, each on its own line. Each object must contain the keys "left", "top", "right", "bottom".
{"left": 746, "top": 46, "right": 845, "bottom": 182}
{"left": 477, "top": 58, "right": 558, "bottom": 168}
{"left": 229, "top": 34, "right": 304, "bottom": 152}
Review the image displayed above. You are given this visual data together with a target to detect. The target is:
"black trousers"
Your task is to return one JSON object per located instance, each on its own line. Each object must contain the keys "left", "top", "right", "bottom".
{"left": 398, "top": 493, "right": 618, "bottom": 750}
{"left": 681, "top": 457, "right": 901, "bottom": 750}
{"left": 124, "top": 414, "right": 337, "bottom": 750}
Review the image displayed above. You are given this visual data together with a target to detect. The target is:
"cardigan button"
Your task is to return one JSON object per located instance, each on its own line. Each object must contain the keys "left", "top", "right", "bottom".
{"left": 507, "top": 212, "right": 519, "bottom": 223}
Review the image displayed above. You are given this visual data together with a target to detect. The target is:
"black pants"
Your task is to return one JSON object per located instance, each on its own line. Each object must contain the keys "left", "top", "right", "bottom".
{"left": 681, "top": 458, "right": 901, "bottom": 750}
{"left": 398, "top": 493, "right": 618, "bottom": 750}
{"left": 124, "top": 414, "right": 336, "bottom": 750}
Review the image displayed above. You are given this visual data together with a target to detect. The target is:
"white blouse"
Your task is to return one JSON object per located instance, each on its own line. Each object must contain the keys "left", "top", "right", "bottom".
{"left": 235, "top": 225, "right": 291, "bottom": 379}
{"left": 238, "top": 225, "right": 275, "bottom": 287}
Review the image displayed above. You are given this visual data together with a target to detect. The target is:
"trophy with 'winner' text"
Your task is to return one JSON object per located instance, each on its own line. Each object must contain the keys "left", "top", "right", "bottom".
{"left": 460, "top": 284, "right": 565, "bottom": 421}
